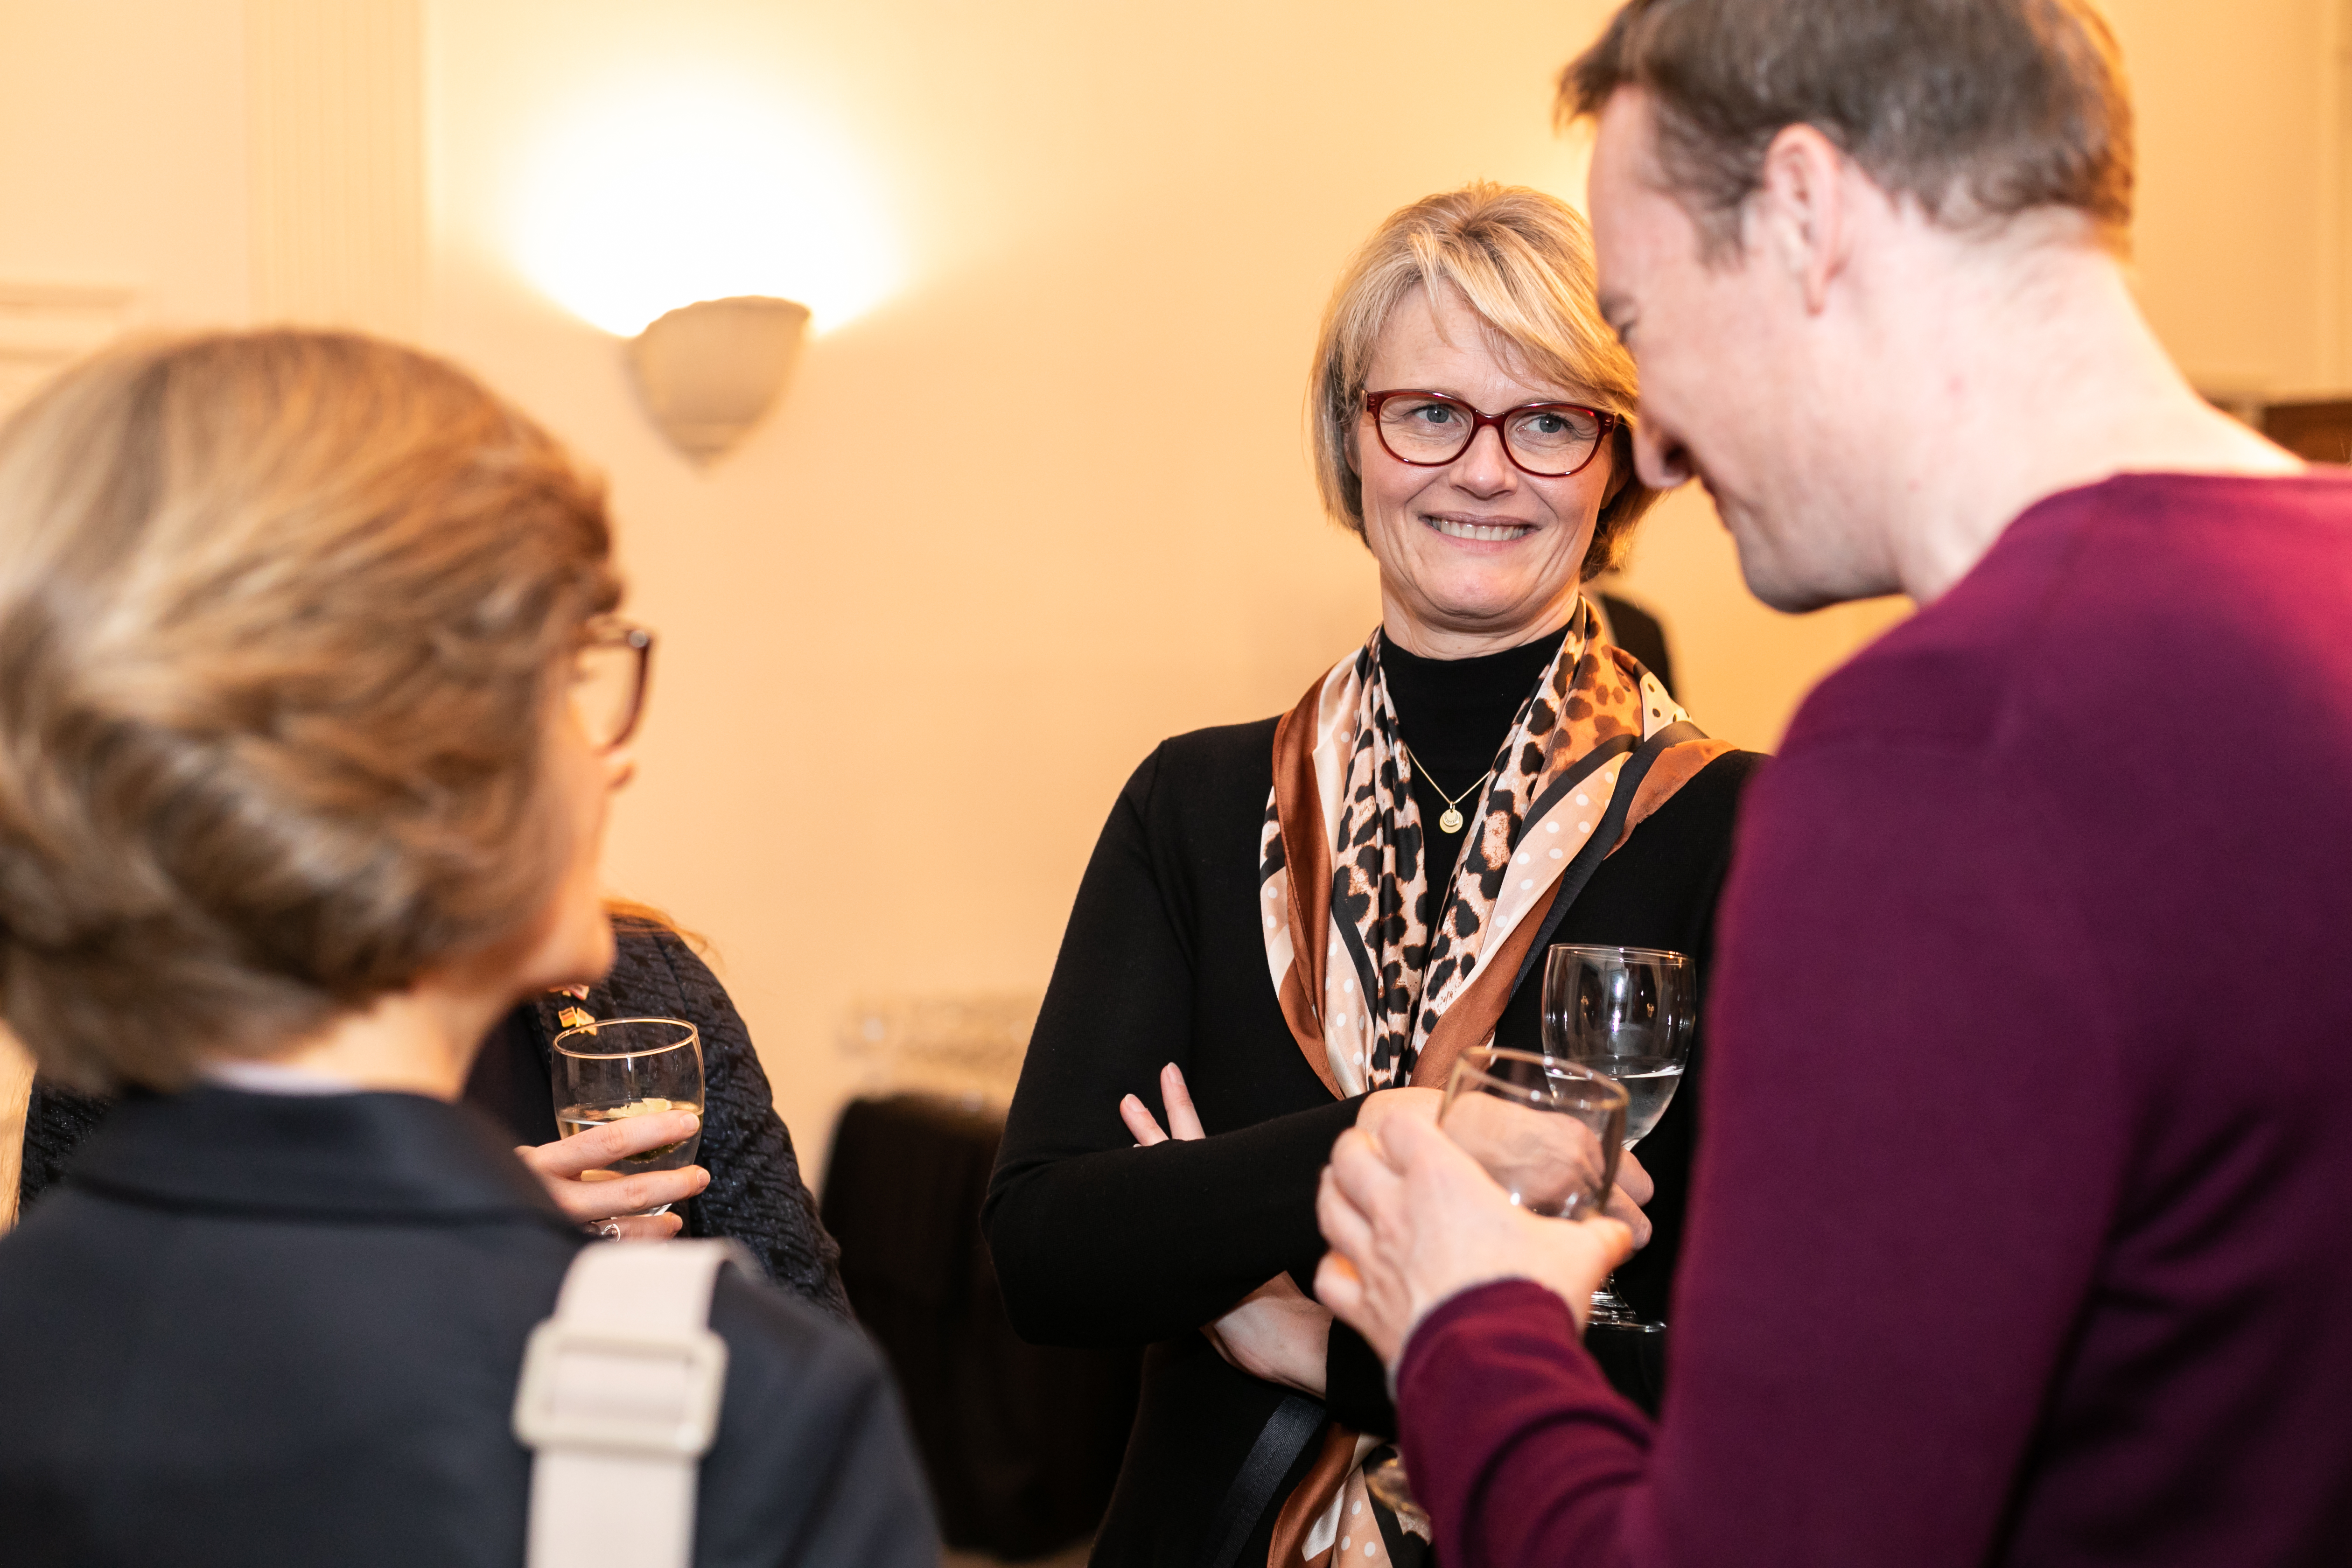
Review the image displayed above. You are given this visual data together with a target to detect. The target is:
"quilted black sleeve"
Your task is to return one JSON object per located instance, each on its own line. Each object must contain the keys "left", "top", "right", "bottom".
{"left": 16, "top": 1081, "right": 114, "bottom": 1218}
{"left": 592, "top": 926, "right": 852, "bottom": 1320}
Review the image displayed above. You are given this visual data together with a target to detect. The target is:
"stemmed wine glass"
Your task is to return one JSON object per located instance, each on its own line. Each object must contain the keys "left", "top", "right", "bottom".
{"left": 1541, "top": 943, "right": 1697, "bottom": 1331}
{"left": 1365, "top": 1045, "right": 1629, "bottom": 1534}
{"left": 550, "top": 1016, "right": 705, "bottom": 1218}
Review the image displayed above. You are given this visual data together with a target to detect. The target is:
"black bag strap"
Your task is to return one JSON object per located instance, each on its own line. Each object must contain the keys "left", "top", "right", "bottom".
{"left": 1199, "top": 1393, "right": 1325, "bottom": 1568}
{"left": 1506, "top": 721, "right": 1705, "bottom": 1000}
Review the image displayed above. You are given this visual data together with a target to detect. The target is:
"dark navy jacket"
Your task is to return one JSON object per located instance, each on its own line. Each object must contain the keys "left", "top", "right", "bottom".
{"left": 0, "top": 1086, "right": 935, "bottom": 1567}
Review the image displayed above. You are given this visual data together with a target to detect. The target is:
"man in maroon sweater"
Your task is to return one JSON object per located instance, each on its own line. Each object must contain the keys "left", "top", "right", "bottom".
{"left": 1314, "top": 2, "right": 2352, "bottom": 1564}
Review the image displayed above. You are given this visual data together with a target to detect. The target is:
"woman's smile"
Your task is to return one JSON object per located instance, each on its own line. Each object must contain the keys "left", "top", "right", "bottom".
{"left": 1422, "top": 512, "right": 1538, "bottom": 544}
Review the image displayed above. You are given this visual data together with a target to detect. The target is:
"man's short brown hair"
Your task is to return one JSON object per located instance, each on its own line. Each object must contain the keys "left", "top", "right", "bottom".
{"left": 1561, "top": 0, "right": 2133, "bottom": 257}
{"left": 0, "top": 331, "right": 619, "bottom": 1091}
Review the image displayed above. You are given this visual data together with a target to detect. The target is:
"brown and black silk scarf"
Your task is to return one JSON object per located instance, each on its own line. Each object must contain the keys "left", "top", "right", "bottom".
{"left": 1251, "top": 598, "right": 1731, "bottom": 1567}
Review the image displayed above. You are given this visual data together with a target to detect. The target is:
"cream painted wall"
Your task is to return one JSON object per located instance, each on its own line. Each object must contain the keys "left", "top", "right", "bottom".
{"left": 0, "top": 1, "right": 250, "bottom": 323}
{"left": 0, "top": 0, "right": 254, "bottom": 1227}
{"left": 2103, "top": 0, "right": 2352, "bottom": 395}
{"left": 0, "top": 0, "right": 2340, "bottom": 1193}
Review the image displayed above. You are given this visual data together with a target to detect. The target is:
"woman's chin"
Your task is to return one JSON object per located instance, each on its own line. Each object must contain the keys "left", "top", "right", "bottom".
{"left": 1403, "top": 539, "right": 1577, "bottom": 598}
{"left": 507, "top": 907, "right": 617, "bottom": 1001}
{"left": 1393, "top": 576, "right": 1576, "bottom": 642}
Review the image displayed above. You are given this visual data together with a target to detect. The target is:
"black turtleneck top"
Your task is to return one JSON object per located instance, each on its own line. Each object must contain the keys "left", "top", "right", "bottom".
{"left": 985, "top": 635, "right": 1762, "bottom": 1568}
{"left": 1384, "top": 624, "right": 1569, "bottom": 916}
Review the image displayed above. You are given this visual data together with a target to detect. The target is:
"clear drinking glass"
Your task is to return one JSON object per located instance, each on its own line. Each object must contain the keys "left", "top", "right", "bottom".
{"left": 1365, "top": 1045, "right": 1630, "bottom": 1534}
{"left": 1542, "top": 943, "right": 1697, "bottom": 1331}
{"left": 550, "top": 1015, "right": 705, "bottom": 1217}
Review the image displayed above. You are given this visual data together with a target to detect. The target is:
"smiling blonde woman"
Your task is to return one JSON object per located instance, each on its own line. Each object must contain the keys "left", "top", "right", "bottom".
{"left": 985, "top": 182, "right": 1767, "bottom": 1567}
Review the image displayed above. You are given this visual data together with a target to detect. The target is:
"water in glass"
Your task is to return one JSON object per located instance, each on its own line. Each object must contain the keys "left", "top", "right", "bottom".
{"left": 1541, "top": 944, "right": 1697, "bottom": 1330}
{"left": 550, "top": 1015, "right": 705, "bottom": 1216}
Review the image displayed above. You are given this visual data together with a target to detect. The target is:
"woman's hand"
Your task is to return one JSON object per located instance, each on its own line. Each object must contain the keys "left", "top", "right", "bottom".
{"left": 1119, "top": 1063, "right": 1334, "bottom": 1397}
{"left": 1315, "top": 1112, "right": 1632, "bottom": 1365}
{"left": 1203, "top": 1271, "right": 1331, "bottom": 1397}
{"left": 1118, "top": 1061, "right": 1207, "bottom": 1144}
{"left": 517, "top": 1108, "right": 709, "bottom": 1240}
{"left": 1608, "top": 1147, "right": 1655, "bottom": 1249}
{"left": 1355, "top": 1085, "right": 1442, "bottom": 1143}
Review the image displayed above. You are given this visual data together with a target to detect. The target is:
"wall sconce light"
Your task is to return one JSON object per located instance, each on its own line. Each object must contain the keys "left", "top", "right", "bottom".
{"left": 625, "top": 295, "right": 811, "bottom": 464}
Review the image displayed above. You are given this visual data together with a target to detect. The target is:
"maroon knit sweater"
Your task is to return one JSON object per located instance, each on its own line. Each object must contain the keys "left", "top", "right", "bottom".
{"left": 1396, "top": 473, "right": 2352, "bottom": 1566}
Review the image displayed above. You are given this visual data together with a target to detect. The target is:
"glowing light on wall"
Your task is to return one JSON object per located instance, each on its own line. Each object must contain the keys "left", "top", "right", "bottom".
{"left": 511, "top": 77, "right": 901, "bottom": 337}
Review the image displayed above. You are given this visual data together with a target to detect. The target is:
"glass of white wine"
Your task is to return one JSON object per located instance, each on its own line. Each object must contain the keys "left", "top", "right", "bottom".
{"left": 1364, "top": 1044, "right": 1629, "bottom": 1536}
{"left": 550, "top": 1016, "right": 705, "bottom": 1217}
{"left": 1542, "top": 943, "right": 1697, "bottom": 1332}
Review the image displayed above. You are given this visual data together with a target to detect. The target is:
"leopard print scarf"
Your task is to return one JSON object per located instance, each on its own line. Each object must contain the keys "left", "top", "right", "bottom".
{"left": 1258, "top": 598, "right": 1701, "bottom": 1096}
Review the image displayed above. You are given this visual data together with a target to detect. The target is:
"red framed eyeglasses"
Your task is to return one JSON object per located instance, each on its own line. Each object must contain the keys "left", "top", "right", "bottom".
{"left": 1363, "top": 389, "right": 1618, "bottom": 478}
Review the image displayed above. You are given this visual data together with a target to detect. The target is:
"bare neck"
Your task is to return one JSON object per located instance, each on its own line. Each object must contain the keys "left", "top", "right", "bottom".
{"left": 221, "top": 977, "right": 513, "bottom": 1100}
{"left": 1856, "top": 227, "right": 2300, "bottom": 604}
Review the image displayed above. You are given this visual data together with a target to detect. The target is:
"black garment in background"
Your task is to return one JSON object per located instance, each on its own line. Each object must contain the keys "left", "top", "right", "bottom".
{"left": 0, "top": 1087, "right": 937, "bottom": 1568}
{"left": 1596, "top": 590, "right": 1676, "bottom": 699}
{"left": 985, "top": 642, "right": 1762, "bottom": 1567}
{"left": 14, "top": 1089, "right": 104, "bottom": 1228}
{"left": 822, "top": 1094, "right": 1140, "bottom": 1559}
{"left": 16, "top": 922, "right": 850, "bottom": 1320}
{"left": 463, "top": 1009, "right": 565, "bottom": 1146}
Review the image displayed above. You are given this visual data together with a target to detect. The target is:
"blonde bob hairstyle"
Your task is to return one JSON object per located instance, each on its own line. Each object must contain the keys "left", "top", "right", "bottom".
{"left": 1309, "top": 182, "right": 1658, "bottom": 577}
{"left": 0, "top": 330, "right": 620, "bottom": 1092}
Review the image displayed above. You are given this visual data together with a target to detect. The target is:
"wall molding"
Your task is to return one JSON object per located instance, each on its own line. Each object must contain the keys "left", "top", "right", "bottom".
{"left": 0, "top": 282, "right": 137, "bottom": 420}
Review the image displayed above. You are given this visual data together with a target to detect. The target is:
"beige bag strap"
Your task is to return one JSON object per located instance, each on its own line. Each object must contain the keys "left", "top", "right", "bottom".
{"left": 512, "top": 1239, "right": 745, "bottom": 1568}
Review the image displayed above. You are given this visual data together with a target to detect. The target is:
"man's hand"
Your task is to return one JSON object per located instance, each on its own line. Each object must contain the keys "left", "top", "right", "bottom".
{"left": 1362, "top": 1079, "right": 1651, "bottom": 1248}
{"left": 518, "top": 1109, "right": 709, "bottom": 1240}
{"left": 1314, "top": 1112, "right": 1632, "bottom": 1364}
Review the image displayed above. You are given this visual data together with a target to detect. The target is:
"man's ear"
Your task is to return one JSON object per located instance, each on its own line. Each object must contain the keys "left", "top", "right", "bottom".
{"left": 1751, "top": 123, "right": 1853, "bottom": 315}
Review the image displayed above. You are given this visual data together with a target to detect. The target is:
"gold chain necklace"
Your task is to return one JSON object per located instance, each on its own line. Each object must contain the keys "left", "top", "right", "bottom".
{"left": 1401, "top": 741, "right": 1493, "bottom": 835}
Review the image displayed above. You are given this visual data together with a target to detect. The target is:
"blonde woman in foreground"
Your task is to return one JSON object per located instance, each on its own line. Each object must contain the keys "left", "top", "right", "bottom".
{"left": 0, "top": 331, "right": 935, "bottom": 1567}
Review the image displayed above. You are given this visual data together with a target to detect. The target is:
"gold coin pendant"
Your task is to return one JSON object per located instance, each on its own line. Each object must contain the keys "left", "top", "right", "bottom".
{"left": 1438, "top": 807, "right": 1463, "bottom": 834}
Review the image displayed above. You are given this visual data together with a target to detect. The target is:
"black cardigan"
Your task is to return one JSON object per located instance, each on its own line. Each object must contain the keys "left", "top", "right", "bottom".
{"left": 16, "top": 923, "right": 849, "bottom": 1319}
{"left": 984, "top": 702, "right": 1760, "bottom": 1568}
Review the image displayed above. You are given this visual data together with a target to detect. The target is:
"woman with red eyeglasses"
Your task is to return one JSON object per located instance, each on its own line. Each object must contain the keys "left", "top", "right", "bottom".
{"left": 986, "top": 183, "right": 1764, "bottom": 1567}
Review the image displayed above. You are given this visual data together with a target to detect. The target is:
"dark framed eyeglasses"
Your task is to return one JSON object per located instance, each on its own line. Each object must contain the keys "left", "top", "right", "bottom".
{"left": 571, "top": 622, "right": 655, "bottom": 752}
{"left": 1363, "top": 389, "right": 1618, "bottom": 478}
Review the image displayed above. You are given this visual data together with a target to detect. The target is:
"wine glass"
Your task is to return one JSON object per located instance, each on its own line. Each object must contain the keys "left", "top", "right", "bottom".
{"left": 1365, "top": 1045, "right": 1629, "bottom": 1534}
{"left": 550, "top": 1016, "right": 705, "bottom": 1217}
{"left": 1542, "top": 943, "right": 1697, "bottom": 1331}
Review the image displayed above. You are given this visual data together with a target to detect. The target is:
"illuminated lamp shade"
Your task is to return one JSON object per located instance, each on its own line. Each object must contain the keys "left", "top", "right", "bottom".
{"left": 625, "top": 296, "right": 811, "bottom": 464}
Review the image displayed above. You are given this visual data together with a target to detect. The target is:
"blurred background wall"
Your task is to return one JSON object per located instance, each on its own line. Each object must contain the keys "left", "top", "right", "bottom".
{"left": 1, "top": 0, "right": 2347, "bottom": 1184}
